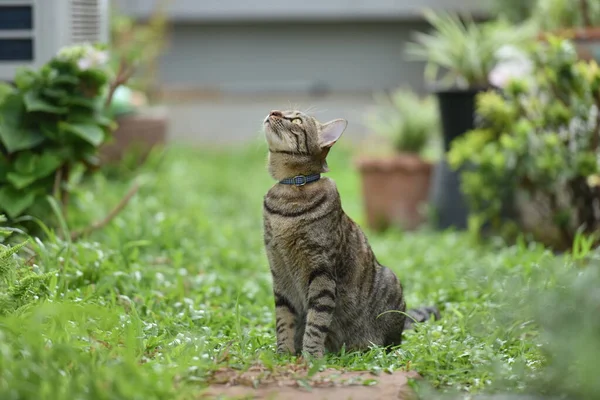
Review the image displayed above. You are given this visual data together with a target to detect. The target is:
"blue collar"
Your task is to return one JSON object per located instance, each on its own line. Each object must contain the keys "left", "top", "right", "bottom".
{"left": 279, "top": 174, "right": 321, "bottom": 186}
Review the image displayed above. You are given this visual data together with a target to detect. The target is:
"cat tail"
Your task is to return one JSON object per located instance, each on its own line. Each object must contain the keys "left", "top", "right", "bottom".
{"left": 403, "top": 306, "right": 440, "bottom": 330}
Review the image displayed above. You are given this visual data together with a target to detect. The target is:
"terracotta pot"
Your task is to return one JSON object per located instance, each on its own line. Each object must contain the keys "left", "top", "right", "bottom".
{"left": 538, "top": 27, "right": 600, "bottom": 62}
{"left": 100, "top": 106, "right": 168, "bottom": 164}
{"left": 572, "top": 28, "right": 600, "bottom": 62}
{"left": 356, "top": 154, "right": 432, "bottom": 231}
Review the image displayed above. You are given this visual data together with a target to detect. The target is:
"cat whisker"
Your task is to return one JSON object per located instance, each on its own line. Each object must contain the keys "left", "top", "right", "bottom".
{"left": 303, "top": 105, "right": 317, "bottom": 114}
{"left": 311, "top": 108, "right": 328, "bottom": 115}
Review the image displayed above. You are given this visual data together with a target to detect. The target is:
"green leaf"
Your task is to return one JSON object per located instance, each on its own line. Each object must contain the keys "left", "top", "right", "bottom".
{"left": 68, "top": 110, "right": 116, "bottom": 131}
{"left": 39, "top": 120, "right": 60, "bottom": 141}
{"left": 52, "top": 75, "right": 79, "bottom": 86}
{"left": 67, "top": 95, "right": 99, "bottom": 109}
{"left": 79, "top": 69, "right": 109, "bottom": 88}
{"left": 35, "top": 152, "right": 63, "bottom": 179}
{"left": 0, "top": 239, "right": 29, "bottom": 263}
{"left": 0, "top": 82, "right": 14, "bottom": 104}
{"left": 0, "top": 94, "right": 45, "bottom": 153}
{"left": 0, "top": 155, "right": 9, "bottom": 182}
{"left": 46, "top": 195, "right": 70, "bottom": 242}
{"left": 14, "top": 152, "right": 35, "bottom": 174}
{"left": 10, "top": 151, "right": 63, "bottom": 188}
{"left": 59, "top": 122, "right": 105, "bottom": 146}
{"left": 0, "top": 186, "right": 36, "bottom": 218}
{"left": 23, "top": 91, "right": 68, "bottom": 114}
{"left": 14, "top": 68, "right": 36, "bottom": 91}
{"left": 95, "top": 114, "right": 117, "bottom": 130}
{"left": 6, "top": 172, "right": 36, "bottom": 190}
{"left": 8, "top": 149, "right": 63, "bottom": 185}
{"left": 42, "top": 87, "right": 69, "bottom": 100}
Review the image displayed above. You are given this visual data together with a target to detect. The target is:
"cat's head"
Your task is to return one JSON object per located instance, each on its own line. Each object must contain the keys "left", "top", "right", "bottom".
{"left": 263, "top": 110, "right": 347, "bottom": 180}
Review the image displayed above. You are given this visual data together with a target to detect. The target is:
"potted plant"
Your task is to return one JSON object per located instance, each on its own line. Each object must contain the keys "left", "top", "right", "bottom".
{"left": 100, "top": 85, "right": 168, "bottom": 165}
{"left": 356, "top": 88, "right": 440, "bottom": 231}
{"left": 405, "top": 10, "right": 535, "bottom": 229}
{"left": 535, "top": 0, "right": 600, "bottom": 62}
{"left": 448, "top": 37, "right": 600, "bottom": 249}
{"left": 99, "top": 1, "right": 170, "bottom": 165}
{"left": 491, "top": 0, "right": 600, "bottom": 63}
{"left": 0, "top": 44, "right": 128, "bottom": 226}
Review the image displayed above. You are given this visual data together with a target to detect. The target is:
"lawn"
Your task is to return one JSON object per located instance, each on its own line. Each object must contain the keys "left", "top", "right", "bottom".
{"left": 1, "top": 141, "right": 598, "bottom": 400}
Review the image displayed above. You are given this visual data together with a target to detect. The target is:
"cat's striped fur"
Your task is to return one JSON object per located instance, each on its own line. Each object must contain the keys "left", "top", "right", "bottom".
{"left": 262, "top": 109, "right": 439, "bottom": 358}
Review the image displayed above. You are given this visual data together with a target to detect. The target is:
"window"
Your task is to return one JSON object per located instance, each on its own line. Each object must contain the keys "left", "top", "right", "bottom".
{"left": 0, "top": 39, "right": 34, "bottom": 61}
{"left": 0, "top": 6, "right": 33, "bottom": 30}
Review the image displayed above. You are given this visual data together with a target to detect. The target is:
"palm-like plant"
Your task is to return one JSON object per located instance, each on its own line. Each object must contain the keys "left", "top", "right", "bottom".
{"left": 365, "top": 89, "right": 440, "bottom": 155}
{"left": 405, "top": 10, "right": 536, "bottom": 89}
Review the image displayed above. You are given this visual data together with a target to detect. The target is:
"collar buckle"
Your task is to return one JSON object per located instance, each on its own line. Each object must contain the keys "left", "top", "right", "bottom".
{"left": 293, "top": 175, "right": 307, "bottom": 186}
{"left": 279, "top": 173, "right": 320, "bottom": 186}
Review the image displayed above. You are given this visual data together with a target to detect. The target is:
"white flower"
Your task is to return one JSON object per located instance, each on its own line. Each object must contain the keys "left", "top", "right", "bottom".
{"left": 489, "top": 45, "right": 533, "bottom": 88}
{"left": 57, "top": 43, "right": 109, "bottom": 70}
{"left": 77, "top": 47, "right": 109, "bottom": 70}
{"left": 77, "top": 57, "right": 93, "bottom": 70}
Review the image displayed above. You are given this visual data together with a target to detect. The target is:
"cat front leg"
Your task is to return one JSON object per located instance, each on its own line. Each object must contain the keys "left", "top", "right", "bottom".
{"left": 266, "top": 245, "right": 298, "bottom": 355}
{"left": 302, "top": 267, "right": 337, "bottom": 358}
{"left": 273, "top": 289, "right": 298, "bottom": 354}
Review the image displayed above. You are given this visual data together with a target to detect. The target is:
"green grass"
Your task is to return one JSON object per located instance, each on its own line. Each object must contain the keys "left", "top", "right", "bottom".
{"left": 1, "top": 141, "right": 599, "bottom": 400}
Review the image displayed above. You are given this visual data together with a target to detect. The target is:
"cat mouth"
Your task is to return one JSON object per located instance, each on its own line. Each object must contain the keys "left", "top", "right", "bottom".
{"left": 264, "top": 118, "right": 283, "bottom": 139}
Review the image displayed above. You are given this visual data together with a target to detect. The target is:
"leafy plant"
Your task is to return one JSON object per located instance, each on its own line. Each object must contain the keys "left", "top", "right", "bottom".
{"left": 110, "top": 0, "right": 170, "bottom": 101}
{"left": 405, "top": 9, "right": 536, "bottom": 89}
{"left": 364, "top": 89, "right": 440, "bottom": 156}
{"left": 0, "top": 44, "right": 124, "bottom": 221}
{"left": 533, "top": 0, "right": 600, "bottom": 31}
{"left": 487, "top": 0, "right": 538, "bottom": 24}
{"left": 448, "top": 37, "right": 600, "bottom": 248}
{"left": 0, "top": 237, "right": 54, "bottom": 316}
{"left": 489, "top": 0, "right": 600, "bottom": 31}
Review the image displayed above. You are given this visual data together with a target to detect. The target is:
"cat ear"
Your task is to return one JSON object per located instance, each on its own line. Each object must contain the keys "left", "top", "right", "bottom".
{"left": 319, "top": 119, "right": 348, "bottom": 149}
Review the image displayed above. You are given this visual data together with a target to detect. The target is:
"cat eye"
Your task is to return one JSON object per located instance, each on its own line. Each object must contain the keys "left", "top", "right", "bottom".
{"left": 291, "top": 118, "right": 302, "bottom": 125}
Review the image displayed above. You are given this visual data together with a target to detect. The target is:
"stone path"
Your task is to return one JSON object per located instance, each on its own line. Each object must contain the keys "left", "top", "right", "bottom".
{"left": 200, "top": 364, "right": 419, "bottom": 400}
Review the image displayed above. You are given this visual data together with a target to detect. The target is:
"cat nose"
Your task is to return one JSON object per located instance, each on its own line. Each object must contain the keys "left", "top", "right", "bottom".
{"left": 269, "top": 110, "right": 283, "bottom": 118}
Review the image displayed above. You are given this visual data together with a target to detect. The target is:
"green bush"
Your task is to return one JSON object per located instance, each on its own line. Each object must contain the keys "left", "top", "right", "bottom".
{"left": 364, "top": 89, "right": 440, "bottom": 156}
{"left": 0, "top": 44, "right": 117, "bottom": 221}
{"left": 448, "top": 37, "right": 600, "bottom": 248}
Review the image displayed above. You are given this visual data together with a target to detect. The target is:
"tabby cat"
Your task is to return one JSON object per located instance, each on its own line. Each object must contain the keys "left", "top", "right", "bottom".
{"left": 262, "top": 109, "right": 439, "bottom": 358}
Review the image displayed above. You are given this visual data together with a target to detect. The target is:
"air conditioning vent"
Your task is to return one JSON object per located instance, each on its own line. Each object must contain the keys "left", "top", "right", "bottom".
{"left": 0, "top": 0, "right": 109, "bottom": 82}
{"left": 71, "top": 0, "right": 102, "bottom": 44}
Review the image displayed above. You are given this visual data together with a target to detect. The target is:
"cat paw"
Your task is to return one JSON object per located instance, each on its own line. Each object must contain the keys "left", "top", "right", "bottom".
{"left": 276, "top": 345, "right": 295, "bottom": 355}
{"left": 301, "top": 348, "right": 324, "bottom": 359}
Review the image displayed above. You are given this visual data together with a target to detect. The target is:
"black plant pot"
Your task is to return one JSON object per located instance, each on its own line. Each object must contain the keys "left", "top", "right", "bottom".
{"left": 429, "top": 87, "right": 487, "bottom": 230}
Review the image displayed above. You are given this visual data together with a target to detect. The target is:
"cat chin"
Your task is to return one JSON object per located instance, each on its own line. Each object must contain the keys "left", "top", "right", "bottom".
{"left": 264, "top": 125, "right": 285, "bottom": 146}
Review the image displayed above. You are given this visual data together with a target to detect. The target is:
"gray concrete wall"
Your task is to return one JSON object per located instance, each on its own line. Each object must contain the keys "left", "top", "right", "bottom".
{"left": 165, "top": 93, "right": 384, "bottom": 145}
{"left": 116, "top": 0, "right": 489, "bottom": 143}
{"left": 158, "top": 21, "right": 429, "bottom": 94}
